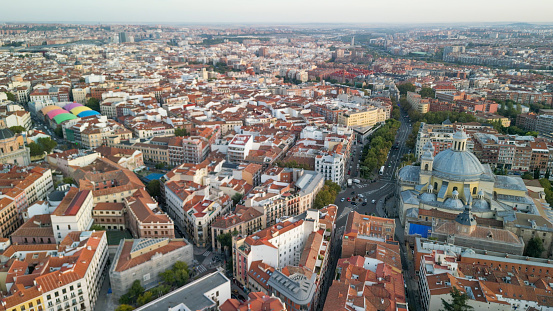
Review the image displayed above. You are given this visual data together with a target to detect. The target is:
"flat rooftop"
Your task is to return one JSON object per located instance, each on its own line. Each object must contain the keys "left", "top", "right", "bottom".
{"left": 136, "top": 271, "right": 229, "bottom": 311}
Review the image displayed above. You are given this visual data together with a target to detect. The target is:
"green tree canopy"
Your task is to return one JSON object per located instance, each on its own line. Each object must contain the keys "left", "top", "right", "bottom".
{"left": 9, "top": 126, "right": 26, "bottom": 134}
{"left": 146, "top": 180, "right": 161, "bottom": 198}
{"left": 86, "top": 97, "right": 101, "bottom": 112}
{"left": 28, "top": 142, "right": 44, "bottom": 157}
{"left": 54, "top": 126, "right": 64, "bottom": 138}
{"left": 159, "top": 261, "right": 190, "bottom": 288}
{"left": 4, "top": 92, "right": 16, "bottom": 102}
{"left": 115, "top": 305, "right": 135, "bottom": 311}
{"left": 174, "top": 128, "right": 189, "bottom": 137}
{"left": 36, "top": 137, "right": 57, "bottom": 153}
{"left": 525, "top": 236, "right": 545, "bottom": 258}
{"left": 419, "top": 87, "right": 435, "bottom": 99}
{"left": 231, "top": 192, "right": 243, "bottom": 206}
{"left": 397, "top": 83, "right": 416, "bottom": 95}
{"left": 137, "top": 291, "right": 154, "bottom": 306}
{"left": 441, "top": 287, "right": 474, "bottom": 311}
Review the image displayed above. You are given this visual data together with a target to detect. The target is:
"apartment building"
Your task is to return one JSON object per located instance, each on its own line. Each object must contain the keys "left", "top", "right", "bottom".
{"left": 0, "top": 231, "right": 109, "bottom": 311}
{"left": 228, "top": 135, "right": 254, "bottom": 163}
{"left": 124, "top": 188, "right": 175, "bottom": 239}
{"left": 233, "top": 206, "right": 336, "bottom": 287}
{"left": 337, "top": 105, "right": 388, "bottom": 127}
{"left": 407, "top": 91, "right": 430, "bottom": 114}
{"left": 168, "top": 126, "right": 220, "bottom": 165}
{"left": 211, "top": 206, "right": 266, "bottom": 252}
{"left": 50, "top": 188, "right": 93, "bottom": 242}
{"left": 314, "top": 153, "right": 344, "bottom": 184}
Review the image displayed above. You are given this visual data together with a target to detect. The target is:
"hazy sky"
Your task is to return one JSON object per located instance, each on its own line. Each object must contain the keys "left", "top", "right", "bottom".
{"left": 1, "top": 0, "right": 553, "bottom": 24}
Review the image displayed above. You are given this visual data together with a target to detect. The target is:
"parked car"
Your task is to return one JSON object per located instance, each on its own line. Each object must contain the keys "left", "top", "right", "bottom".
{"left": 371, "top": 199, "right": 376, "bottom": 204}
{"left": 340, "top": 198, "right": 345, "bottom": 202}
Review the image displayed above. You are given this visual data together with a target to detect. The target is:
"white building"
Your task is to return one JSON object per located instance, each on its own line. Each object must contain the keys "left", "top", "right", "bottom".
{"left": 51, "top": 188, "right": 94, "bottom": 242}
{"left": 315, "top": 153, "right": 345, "bottom": 184}
{"left": 38, "top": 231, "right": 109, "bottom": 311}
{"left": 228, "top": 134, "right": 253, "bottom": 163}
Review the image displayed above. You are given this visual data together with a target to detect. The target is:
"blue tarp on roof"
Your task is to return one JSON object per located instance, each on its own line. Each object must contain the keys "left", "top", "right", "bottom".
{"left": 408, "top": 223, "right": 432, "bottom": 238}
{"left": 144, "top": 173, "right": 164, "bottom": 182}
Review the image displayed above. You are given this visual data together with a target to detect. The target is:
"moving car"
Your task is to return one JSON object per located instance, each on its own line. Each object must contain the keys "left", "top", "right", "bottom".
{"left": 371, "top": 199, "right": 376, "bottom": 204}
{"left": 340, "top": 198, "right": 345, "bottom": 202}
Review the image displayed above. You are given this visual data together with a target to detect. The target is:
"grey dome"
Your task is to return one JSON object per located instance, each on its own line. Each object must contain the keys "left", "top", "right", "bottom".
{"left": 472, "top": 198, "right": 490, "bottom": 210}
{"left": 420, "top": 192, "right": 436, "bottom": 202}
{"left": 433, "top": 149, "right": 485, "bottom": 181}
{"left": 444, "top": 197, "right": 465, "bottom": 209}
{"left": 0, "top": 128, "right": 15, "bottom": 140}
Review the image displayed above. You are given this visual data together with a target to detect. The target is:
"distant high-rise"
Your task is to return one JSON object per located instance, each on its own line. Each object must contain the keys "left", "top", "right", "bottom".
{"left": 119, "top": 32, "right": 129, "bottom": 43}
{"left": 351, "top": 36, "right": 355, "bottom": 46}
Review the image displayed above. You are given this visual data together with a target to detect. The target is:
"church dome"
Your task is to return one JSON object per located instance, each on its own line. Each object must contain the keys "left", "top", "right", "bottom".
{"left": 472, "top": 198, "right": 490, "bottom": 210}
{"left": 432, "top": 149, "right": 485, "bottom": 181}
{"left": 419, "top": 192, "right": 436, "bottom": 202}
{"left": 444, "top": 197, "right": 465, "bottom": 210}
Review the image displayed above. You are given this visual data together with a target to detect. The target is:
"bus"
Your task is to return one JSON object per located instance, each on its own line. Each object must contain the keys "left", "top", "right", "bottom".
{"left": 379, "top": 166, "right": 385, "bottom": 175}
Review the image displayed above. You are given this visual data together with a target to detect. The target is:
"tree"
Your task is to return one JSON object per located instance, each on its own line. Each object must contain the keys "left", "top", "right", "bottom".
{"left": 28, "top": 142, "right": 44, "bottom": 157}
{"left": 9, "top": 126, "right": 25, "bottom": 134}
{"left": 86, "top": 97, "right": 101, "bottom": 112}
{"left": 62, "top": 177, "right": 76, "bottom": 185}
{"left": 231, "top": 192, "right": 243, "bottom": 206}
{"left": 37, "top": 137, "right": 57, "bottom": 153}
{"left": 522, "top": 172, "right": 534, "bottom": 180}
{"left": 155, "top": 162, "right": 166, "bottom": 170}
{"left": 129, "top": 280, "right": 144, "bottom": 298}
{"left": 419, "top": 87, "right": 435, "bottom": 99}
{"left": 146, "top": 180, "right": 161, "bottom": 198}
{"left": 115, "top": 305, "right": 135, "bottom": 311}
{"left": 4, "top": 92, "right": 16, "bottom": 102}
{"left": 160, "top": 261, "right": 190, "bottom": 288}
{"left": 441, "top": 287, "right": 474, "bottom": 311}
{"left": 534, "top": 169, "right": 541, "bottom": 180}
{"left": 546, "top": 169, "right": 550, "bottom": 180}
{"left": 54, "top": 126, "right": 64, "bottom": 138}
{"left": 137, "top": 291, "right": 154, "bottom": 306}
{"left": 397, "top": 83, "right": 416, "bottom": 95}
{"left": 174, "top": 128, "right": 188, "bottom": 137}
{"left": 217, "top": 232, "right": 233, "bottom": 249}
{"left": 525, "top": 236, "right": 545, "bottom": 258}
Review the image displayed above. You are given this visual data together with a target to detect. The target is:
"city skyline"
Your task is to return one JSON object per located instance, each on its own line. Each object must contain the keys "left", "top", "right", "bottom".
{"left": 2, "top": 0, "right": 553, "bottom": 24}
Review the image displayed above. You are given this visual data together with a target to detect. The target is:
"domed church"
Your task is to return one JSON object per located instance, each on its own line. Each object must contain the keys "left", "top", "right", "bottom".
{"left": 398, "top": 129, "right": 538, "bottom": 226}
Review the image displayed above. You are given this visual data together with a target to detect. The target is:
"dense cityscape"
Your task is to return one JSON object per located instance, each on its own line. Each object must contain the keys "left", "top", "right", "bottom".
{"left": 0, "top": 22, "right": 552, "bottom": 311}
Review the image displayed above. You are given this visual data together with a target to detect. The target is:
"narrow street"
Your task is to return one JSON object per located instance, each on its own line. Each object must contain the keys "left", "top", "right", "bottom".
{"left": 318, "top": 108, "right": 414, "bottom": 309}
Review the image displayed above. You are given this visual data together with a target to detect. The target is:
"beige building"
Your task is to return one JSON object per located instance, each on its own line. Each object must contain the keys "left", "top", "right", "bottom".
{"left": 72, "top": 88, "right": 87, "bottom": 104}
{"left": 407, "top": 91, "right": 430, "bottom": 114}
{"left": 211, "top": 206, "right": 266, "bottom": 252}
{"left": 337, "top": 106, "right": 387, "bottom": 127}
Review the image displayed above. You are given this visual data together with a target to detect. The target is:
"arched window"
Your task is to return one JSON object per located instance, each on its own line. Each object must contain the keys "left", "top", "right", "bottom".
{"left": 434, "top": 182, "right": 438, "bottom": 190}
{"left": 473, "top": 187, "right": 477, "bottom": 195}
{"left": 453, "top": 186, "right": 458, "bottom": 192}
{"left": 425, "top": 164, "right": 429, "bottom": 171}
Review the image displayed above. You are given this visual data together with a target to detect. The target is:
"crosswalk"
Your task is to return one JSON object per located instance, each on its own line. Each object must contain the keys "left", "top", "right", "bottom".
{"left": 202, "top": 250, "right": 211, "bottom": 257}
{"left": 196, "top": 265, "right": 207, "bottom": 274}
